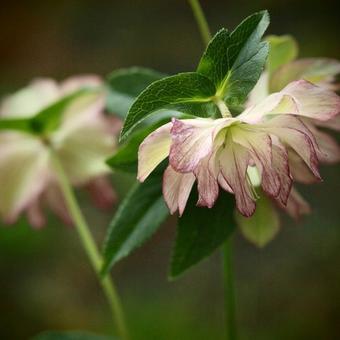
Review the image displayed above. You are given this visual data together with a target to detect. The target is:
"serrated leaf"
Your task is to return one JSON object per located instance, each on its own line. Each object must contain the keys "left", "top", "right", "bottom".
{"left": 170, "top": 190, "right": 235, "bottom": 279}
{"left": 224, "top": 42, "right": 269, "bottom": 108}
{"left": 107, "top": 67, "right": 166, "bottom": 118}
{"left": 236, "top": 195, "right": 280, "bottom": 247}
{"left": 197, "top": 11, "right": 270, "bottom": 108}
{"left": 266, "top": 35, "right": 298, "bottom": 73}
{"left": 101, "top": 174, "right": 169, "bottom": 275}
{"left": 120, "top": 72, "right": 217, "bottom": 140}
{"left": 32, "top": 330, "right": 114, "bottom": 340}
{"left": 196, "top": 28, "right": 231, "bottom": 87}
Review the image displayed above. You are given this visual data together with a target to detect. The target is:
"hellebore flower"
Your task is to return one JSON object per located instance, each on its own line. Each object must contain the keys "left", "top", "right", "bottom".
{"left": 0, "top": 76, "right": 119, "bottom": 228}
{"left": 138, "top": 80, "right": 340, "bottom": 217}
{"left": 247, "top": 44, "right": 340, "bottom": 218}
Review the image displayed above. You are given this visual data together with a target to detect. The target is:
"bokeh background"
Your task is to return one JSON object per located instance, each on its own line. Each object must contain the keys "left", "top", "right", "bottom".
{"left": 1, "top": 1, "right": 339, "bottom": 339}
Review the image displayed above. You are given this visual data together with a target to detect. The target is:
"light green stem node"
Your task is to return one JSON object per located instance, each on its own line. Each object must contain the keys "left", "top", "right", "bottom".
{"left": 213, "top": 97, "right": 232, "bottom": 118}
{"left": 50, "top": 150, "right": 129, "bottom": 340}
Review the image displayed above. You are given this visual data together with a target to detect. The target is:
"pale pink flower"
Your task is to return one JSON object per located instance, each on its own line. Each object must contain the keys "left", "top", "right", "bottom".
{"left": 248, "top": 56, "right": 340, "bottom": 217}
{"left": 0, "top": 76, "right": 120, "bottom": 228}
{"left": 138, "top": 80, "right": 340, "bottom": 217}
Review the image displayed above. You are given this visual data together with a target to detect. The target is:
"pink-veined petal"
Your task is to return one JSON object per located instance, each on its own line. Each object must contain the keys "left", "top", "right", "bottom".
{"left": 260, "top": 115, "right": 321, "bottom": 180}
{"left": 137, "top": 122, "right": 172, "bottom": 182}
{"left": 195, "top": 152, "right": 220, "bottom": 208}
{"left": 313, "top": 114, "right": 340, "bottom": 132}
{"left": 219, "top": 134, "right": 256, "bottom": 217}
{"left": 169, "top": 118, "right": 232, "bottom": 173}
{"left": 288, "top": 150, "right": 317, "bottom": 184}
{"left": 162, "top": 165, "right": 195, "bottom": 216}
{"left": 271, "top": 143, "right": 293, "bottom": 205}
{"left": 241, "top": 80, "right": 340, "bottom": 124}
{"left": 239, "top": 93, "right": 298, "bottom": 124}
{"left": 232, "top": 128, "right": 281, "bottom": 199}
{"left": 281, "top": 188, "right": 311, "bottom": 219}
{"left": 307, "top": 125, "right": 340, "bottom": 164}
{"left": 280, "top": 80, "right": 340, "bottom": 121}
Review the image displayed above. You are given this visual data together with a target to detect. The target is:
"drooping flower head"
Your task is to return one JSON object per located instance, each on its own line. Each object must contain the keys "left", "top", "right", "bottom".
{"left": 137, "top": 80, "right": 340, "bottom": 217}
{"left": 246, "top": 35, "right": 340, "bottom": 218}
{"left": 0, "top": 76, "right": 120, "bottom": 228}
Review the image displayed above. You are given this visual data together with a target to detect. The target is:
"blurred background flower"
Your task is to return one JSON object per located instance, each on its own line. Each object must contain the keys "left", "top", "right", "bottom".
{"left": 0, "top": 1, "right": 339, "bottom": 339}
{"left": 0, "top": 76, "right": 119, "bottom": 228}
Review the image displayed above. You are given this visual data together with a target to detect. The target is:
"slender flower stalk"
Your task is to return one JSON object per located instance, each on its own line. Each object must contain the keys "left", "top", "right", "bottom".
{"left": 187, "top": 0, "right": 212, "bottom": 45}
{"left": 187, "top": 2, "right": 236, "bottom": 338}
{"left": 51, "top": 149, "right": 129, "bottom": 340}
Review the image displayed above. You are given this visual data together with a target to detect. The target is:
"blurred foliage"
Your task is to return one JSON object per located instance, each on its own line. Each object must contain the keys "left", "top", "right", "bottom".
{"left": 0, "top": 1, "right": 339, "bottom": 339}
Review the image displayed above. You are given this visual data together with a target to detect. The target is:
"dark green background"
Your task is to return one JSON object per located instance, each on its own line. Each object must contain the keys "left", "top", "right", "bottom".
{"left": 0, "top": 1, "right": 339, "bottom": 339}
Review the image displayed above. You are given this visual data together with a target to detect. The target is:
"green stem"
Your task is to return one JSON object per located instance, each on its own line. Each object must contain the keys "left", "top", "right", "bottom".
{"left": 51, "top": 150, "right": 129, "bottom": 340}
{"left": 223, "top": 239, "right": 237, "bottom": 340}
{"left": 187, "top": 0, "right": 212, "bottom": 45}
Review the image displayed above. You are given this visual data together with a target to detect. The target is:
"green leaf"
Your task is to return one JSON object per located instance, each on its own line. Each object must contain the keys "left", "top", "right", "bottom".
{"left": 107, "top": 67, "right": 166, "bottom": 118}
{"left": 196, "top": 11, "right": 269, "bottom": 110}
{"left": 196, "top": 28, "right": 231, "bottom": 87}
{"left": 266, "top": 35, "right": 298, "bottom": 73}
{"left": 120, "top": 72, "right": 217, "bottom": 140}
{"left": 223, "top": 11, "right": 270, "bottom": 106}
{"left": 32, "top": 330, "right": 114, "bottom": 340}
{"left": 101, "top": 174, "right": 169, "bottom": 275}
{"left": 236, "top": 195, "right": 280, "bottom": 247}
{"left": 170, "top": 190, "right": 235, "bottom": 279}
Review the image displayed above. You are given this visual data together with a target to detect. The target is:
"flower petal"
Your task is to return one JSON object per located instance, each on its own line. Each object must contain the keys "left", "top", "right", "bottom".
{"left": 260, "top": 115, "right": 321, "bottom": 180}
{"left": 241, "top": 80, "right": 340, "bottom": 123}
{"left": 219, "top": 135, "right": 256, "bottom": 217}
{"left": 280, "top": 80, "right": 340, "bottom": 121}
{"left": 26, "top": 199, "right": 46, "bottom": 229}
{"left": 307, "top": 125, "right": 340, "bottom": 164}
{"left": 53, "top": 114, "right": 115, "bottom": 185}
{"left": 195, "top": 153, "right": 219, "bottom": 208}
{"left": 232, "top": 128, "right": 281, "bottom": 199}
{"left": 169, "top": 118, "right": 232, "bottom": 173}
{"left": 288, "top": 150, "right": 317, "bottom": 184}
{"left": 0, "top": 133, "right": 50, "bottom": 223}
{"left": 281, "top": 188, "right": 311, "bottom": 219}
{"left": 137, "top": 122, "right": 172, "bottom": 182}
{"left": 0, "top": 79, "right": 59, "bottom": 118}
{"left": 270, "top": 58, "right": 340, "bottom": 92}
{"left": 162, "top": 165, "right": 195, "bottom": 216}
{"left": 313, "top": 114, "right": 340, "bottom": 132}
{"left": 271, "top": 143, "right": 293, "bottom": 205}
{"left": 246, "top": 71, "right": 270, "bottom": 107}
